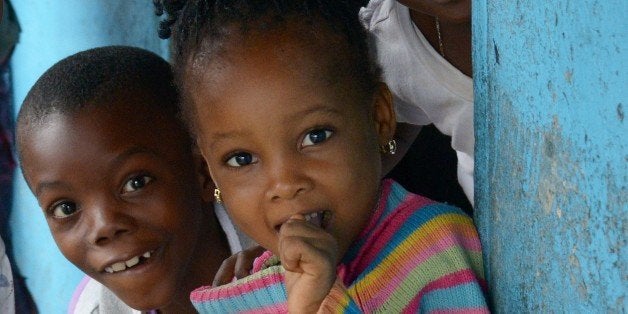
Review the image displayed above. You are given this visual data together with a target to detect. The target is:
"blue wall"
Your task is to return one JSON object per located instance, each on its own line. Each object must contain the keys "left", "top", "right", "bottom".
{"left": 9, "top": 1, "right": 168, "bottom": 312}
{"left": 474, "top": 0, "right": 626, "bottom": 311}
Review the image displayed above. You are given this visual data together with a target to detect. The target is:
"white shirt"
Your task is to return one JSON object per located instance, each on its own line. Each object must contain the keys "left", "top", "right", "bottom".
{"left": 360, "top": 0, "right": 475, "bottom": 205}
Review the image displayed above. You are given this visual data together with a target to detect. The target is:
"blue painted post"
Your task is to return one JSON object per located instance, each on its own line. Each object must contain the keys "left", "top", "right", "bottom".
{"left": 9, "top": 1, "right": 168, "bottom": 312}
{"left": 474, "top": 0, "right": 626, "bottom": 312}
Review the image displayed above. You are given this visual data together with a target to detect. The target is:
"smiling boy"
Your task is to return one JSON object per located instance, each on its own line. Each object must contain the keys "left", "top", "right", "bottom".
{"left": 16, "top": 46, "right": 236, "bottom": 313}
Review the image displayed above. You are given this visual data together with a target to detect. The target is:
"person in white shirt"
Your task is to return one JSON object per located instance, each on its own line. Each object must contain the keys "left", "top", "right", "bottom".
{"left": 360, "top": 0, "right": 474, "bottom": 210}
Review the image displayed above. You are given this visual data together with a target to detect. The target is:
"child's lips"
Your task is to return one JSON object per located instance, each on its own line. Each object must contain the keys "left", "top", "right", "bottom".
{"left": 303, "top": 210, "right": 332, "bottom": 229}
{"left": 275, "top": 210, "right": 333, "bottom": 232}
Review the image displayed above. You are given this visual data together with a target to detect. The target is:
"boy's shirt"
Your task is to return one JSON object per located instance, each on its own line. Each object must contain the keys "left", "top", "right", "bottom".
{"left": 191, "top": 179, "right": 489, "bottom": 313}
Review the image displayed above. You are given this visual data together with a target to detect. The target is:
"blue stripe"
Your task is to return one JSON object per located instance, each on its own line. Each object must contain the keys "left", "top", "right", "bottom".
{"left": 346, "top": 183, "right": 468, "bottom": 287}
{"left": 193, "top": 281, "right": 287, "bottom": 313}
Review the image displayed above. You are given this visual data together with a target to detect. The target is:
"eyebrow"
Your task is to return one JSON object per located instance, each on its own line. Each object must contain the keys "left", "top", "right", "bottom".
{"left": 109, "top": 146, "right": 162, "bottom": 171}
{"left": 35, "top": 181, "right": 71, "bottom": 198}
{"left": 208, "top": 105, "right": 341, "bottom": 151}
{"left": 34, "top": 146, "right": 161, "bottom": 197}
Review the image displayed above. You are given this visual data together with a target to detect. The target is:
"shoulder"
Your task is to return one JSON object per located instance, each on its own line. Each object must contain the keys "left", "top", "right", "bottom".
{"left": 69, "top": 276, "right": 139, "bottom": 314}
{"left": 69, "top": 276, "right": 100, "bottom": 314}
{"left": 342, "top": 180, "right": 488, "bottom": 311}
{"left": 374, "top": 180, "right": 481, "bottom": 258}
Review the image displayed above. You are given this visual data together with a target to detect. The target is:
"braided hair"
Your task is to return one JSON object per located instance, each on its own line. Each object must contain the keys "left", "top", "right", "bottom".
{"left": 153, "top": 0, "right": 380, "bottom": 133}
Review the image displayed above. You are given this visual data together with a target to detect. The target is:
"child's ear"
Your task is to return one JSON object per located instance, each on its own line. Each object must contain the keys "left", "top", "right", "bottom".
{"left": 372, "top": 83, "right": 396, "bottom": 145}
{"left": 193, "top": 149, "right": 216, "bottom": 203}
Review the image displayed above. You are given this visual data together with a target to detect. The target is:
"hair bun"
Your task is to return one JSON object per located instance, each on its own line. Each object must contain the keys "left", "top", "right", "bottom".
{"left": 154, "top": 0, "right": 187, "bottom": 39}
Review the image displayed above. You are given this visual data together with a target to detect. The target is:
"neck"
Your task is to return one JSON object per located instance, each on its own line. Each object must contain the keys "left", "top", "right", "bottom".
{"left": 409, "top": 10, "right": 472, "bottom": 77}
{"left": 159, "top": 207, "right": 231, "bottom": 314}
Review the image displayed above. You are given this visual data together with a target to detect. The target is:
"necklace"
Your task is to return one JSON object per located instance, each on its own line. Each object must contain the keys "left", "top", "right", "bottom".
{"left": 435, "top": 16, "right": 445, "bottom": 58}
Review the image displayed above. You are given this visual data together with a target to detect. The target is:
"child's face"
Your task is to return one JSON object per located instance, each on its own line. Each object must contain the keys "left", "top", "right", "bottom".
{"left": 189, "top": 27, "right": 395, "bottom": 259}
{"left": 20, "top": 93, "right": 211, "bottom": 310}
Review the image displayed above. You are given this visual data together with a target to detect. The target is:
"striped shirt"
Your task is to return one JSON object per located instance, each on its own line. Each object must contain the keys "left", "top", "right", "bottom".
{"left": 191, "top": 179, "right": 489, "bottom": 313}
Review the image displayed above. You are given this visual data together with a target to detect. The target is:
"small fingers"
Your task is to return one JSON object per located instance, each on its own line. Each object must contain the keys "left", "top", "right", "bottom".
{"left": 278, "top": 232, "right": 338, "bottom": 275}
{"left": 233, "top": 245, "right": 265, "bottom": 279}
{"left": 212, "top": 255, "right": 238, "bottom": 287}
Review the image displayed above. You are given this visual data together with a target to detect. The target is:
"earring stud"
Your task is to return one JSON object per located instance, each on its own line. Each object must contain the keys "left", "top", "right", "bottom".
{"left": 214, "top": 188, "right": 222, "bottom": 204}
{"left": 380, "top": 139, "right": 397, "bottom": 155}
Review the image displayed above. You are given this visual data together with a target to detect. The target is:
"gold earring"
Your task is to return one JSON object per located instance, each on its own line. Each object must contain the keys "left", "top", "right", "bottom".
{"left": 380, "top": 139, "right": 397, "bottom": 155}
{"left": 214, "top": 188, "right": 222, "bottom": 204}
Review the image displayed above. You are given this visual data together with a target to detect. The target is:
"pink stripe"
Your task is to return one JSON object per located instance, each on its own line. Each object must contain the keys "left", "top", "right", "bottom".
{"left": 357, "top": 180, "right": 393, "bottom": 237}
{"left": 240, "top": 303, "right": 288, "bottom": 314}
{"left": 191, "top": 272, "right": 284, "bottom": 301}
{"left": 357, "top": 233, "right": 482, "bottom": 309}
{"left": 347, "top": 209, "right": 472, "bottom": 285}
{"left": 403, "top": 269, "right": 481, "bottom": 312}
{"left": 252, "top": 250, "right": 275, "bottom": 272}
{"left": 67, "top": 275, "right": 92, "bottom": 314}
{"left": 346, "top": 192, "right": 434, "bottom": 283}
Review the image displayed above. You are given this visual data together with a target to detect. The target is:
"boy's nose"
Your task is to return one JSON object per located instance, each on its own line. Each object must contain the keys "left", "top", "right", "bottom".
{"left": 86, "top": 201, "right": 134, "bottom": 246}
{"left": 265, "top": 158, "right": 313, "bottom": 201}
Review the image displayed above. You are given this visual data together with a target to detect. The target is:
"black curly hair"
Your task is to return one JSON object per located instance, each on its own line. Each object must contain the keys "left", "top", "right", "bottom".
{"left": 153, "top": 0, "right": 380, "bottom": 134}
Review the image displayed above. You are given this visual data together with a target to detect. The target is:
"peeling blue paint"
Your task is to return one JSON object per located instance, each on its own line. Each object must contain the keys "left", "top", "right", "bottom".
{"left": 474, "top": 0, "right": 627, "bottom": 312}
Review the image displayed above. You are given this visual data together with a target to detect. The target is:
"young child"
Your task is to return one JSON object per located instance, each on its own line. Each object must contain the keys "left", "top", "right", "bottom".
{"left": 158, "top": 1, "right": 488, "bottom": 312}
{"left": 15, "top": 46, "right": 246, "bottom": 313}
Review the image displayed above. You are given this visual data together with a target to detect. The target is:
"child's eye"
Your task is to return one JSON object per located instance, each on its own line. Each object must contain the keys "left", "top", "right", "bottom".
{"left": 226, "top": 153, "right": 258, "bottom": 167}
{"left": 51, "top": 202, "right": 79, "bottom": 219}
{"left": 122, "top": 175, "right": 154, "bottom": 193}
{"left": 302, "top": 129, "right": 333, "bottom": 147}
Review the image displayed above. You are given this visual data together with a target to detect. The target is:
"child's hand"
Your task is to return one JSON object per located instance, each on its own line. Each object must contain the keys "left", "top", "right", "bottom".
{"left": 279, "top": 214, "right": 338, "bottom": 314}
{"left": 212, "top": 245, "right": 266, "bottom": 287}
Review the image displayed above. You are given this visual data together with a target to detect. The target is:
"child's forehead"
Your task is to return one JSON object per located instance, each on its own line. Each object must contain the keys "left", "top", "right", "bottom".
{"left": 196, "top": 27, "right": 353, "bottom": 96}
{"left": 35, "top": 98, "right": 181, "bottom": 144}
{"left": 20, "top": 102, "right": 190, "bottom": 174}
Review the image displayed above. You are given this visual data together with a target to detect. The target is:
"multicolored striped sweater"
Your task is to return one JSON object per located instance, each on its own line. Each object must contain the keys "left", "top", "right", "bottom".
{"left": 191, "top": 179, "right": 489, "bottom": 313}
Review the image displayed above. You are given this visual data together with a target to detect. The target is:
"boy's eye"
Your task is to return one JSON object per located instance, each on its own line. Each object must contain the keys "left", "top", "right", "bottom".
{"left": 302, "top": 129, "right": 333, "bottom": 147}
{"left": 226, "top": 153, "right": 258, "bottom": 167}
{"left": 122, "top": 175, "right": 153, "bottom": 193}
{"left": 51, "top": 202, "right": 79, "bottom": 219}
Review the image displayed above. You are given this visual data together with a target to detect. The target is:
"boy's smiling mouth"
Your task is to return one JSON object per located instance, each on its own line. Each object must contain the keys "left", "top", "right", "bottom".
{"left": 104, "top": 251, "right": 154, "bottom": 274}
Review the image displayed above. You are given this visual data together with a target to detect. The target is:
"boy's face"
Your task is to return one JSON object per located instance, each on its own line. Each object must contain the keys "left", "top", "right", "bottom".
{"left": 189, "top": 27, "right": 395, "bottom": 259}
{"left": 20, "top": 94, "right": 209, "bottom": 310}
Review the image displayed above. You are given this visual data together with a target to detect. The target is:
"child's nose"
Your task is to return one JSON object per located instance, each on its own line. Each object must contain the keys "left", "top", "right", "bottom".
{"left": 86, "top": 201, "right": 134, "bottom": 246}
{"left": 265, "top": 157, "right": 313, "bottom": 201}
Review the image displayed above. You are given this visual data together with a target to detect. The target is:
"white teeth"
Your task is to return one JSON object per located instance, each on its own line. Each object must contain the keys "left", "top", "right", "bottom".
{"left": 304, "top": 212, "right": 319, "bottom": 221}
{"left": 125, "top": 256, "right": 140, "bottom": 268}
{"left": 105, "top": 251, "right": 152, "bottom": 274}
{"left": 111, "top": 262, "right": 126, "bottom": 272}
